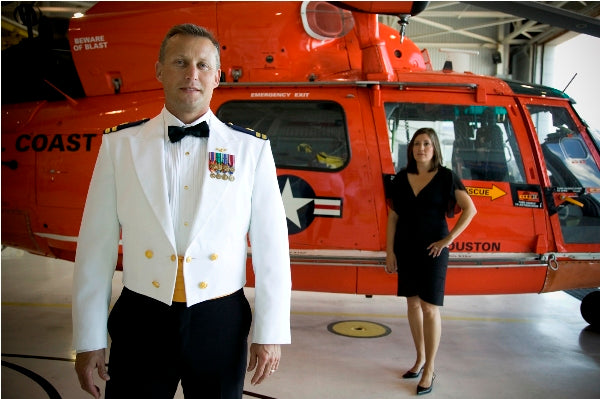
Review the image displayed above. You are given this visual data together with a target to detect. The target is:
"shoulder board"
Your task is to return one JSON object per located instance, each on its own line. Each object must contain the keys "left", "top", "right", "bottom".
{"left": 227, "top": 122, "right": 268, "bottom": 140}
{"left": 104, "top": 118, "right": 149, "bottom": 134}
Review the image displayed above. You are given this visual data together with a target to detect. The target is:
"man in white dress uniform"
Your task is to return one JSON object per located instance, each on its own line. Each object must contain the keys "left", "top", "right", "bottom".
{"left": 72, "top": 24, "right": 291, "bottom": 399}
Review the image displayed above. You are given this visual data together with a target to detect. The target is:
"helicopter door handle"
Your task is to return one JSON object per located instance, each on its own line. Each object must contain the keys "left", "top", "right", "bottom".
{"left": 560, "top": 195, "right": 584, "bottom": 208}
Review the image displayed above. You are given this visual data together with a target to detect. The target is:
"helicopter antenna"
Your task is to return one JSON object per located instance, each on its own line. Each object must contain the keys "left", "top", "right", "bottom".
{"left": 44, "top": 80, "right": 79, "bottom": 107}
{"left": 562, "top": 73, "right": 577, "bottom": 93}
{"left": 397, "top": 14, "right": 410, "bottom": 43}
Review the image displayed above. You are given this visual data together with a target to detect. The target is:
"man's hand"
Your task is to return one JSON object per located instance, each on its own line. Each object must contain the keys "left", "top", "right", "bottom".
{"left": 247, "top": 343, "right": 281, "bottom": 385}
{"left": 75, "top": 349, "right": 110, "bottom": 398}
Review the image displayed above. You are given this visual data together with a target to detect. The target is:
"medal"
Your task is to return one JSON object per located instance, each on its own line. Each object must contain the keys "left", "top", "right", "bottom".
{"left": 209, "top": 152, "right": 217, "bottom": 178}
{"left": 208, "top": 151, "right": 236, "bottom": 181}
{"left": 228, "top": 154, "right": 235, "bottom": 180}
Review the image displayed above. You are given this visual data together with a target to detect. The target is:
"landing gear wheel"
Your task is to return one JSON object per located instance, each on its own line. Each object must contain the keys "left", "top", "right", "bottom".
{"left": 581, "top": 291, "right": 600, "bottom": 327}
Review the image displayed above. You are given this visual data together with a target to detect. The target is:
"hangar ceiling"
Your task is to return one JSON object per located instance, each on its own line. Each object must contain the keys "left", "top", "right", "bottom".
{"left": 386, "top": 1, "right": 600, "bottom": 49}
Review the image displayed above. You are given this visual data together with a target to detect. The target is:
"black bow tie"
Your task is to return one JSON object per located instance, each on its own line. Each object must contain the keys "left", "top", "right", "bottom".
{"left": 168, "top": 121, "right": 209, "bottom": 143}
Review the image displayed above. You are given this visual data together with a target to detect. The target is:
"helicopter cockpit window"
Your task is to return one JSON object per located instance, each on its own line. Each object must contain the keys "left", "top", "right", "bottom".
{"left": 527, "top": 104, "right": 600, "bottom": 244}
{"left": 217, "top": 101, "right": 349, "bottom": 171}
{"left": 384, "top": 103, "right": 526, "bottom": 184}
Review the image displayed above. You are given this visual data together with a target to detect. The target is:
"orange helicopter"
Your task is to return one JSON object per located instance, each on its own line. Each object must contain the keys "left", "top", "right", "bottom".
{"left": 2, "top": 1, "right": 599, "bottom": 325}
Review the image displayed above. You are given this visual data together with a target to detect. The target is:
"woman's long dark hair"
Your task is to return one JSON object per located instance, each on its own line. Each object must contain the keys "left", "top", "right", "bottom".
{"left": 405, "top": 127, "right": 443, "bottom": 174}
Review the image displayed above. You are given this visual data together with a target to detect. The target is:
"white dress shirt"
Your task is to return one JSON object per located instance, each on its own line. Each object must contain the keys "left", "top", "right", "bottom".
{"left": 162, "top": 108, "right": 210, "bottom": 255}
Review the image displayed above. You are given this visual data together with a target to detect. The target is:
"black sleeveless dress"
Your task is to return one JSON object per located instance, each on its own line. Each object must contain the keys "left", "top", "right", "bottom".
{"left": 389, "top": 167, "right": 465, "bottom": 306}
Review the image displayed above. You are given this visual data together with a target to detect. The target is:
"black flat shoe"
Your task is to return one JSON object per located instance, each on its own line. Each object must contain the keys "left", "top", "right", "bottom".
{"left": 416, "top": 373, "right": 436, "bottom": 395}
{"left": 402, "top": 367, "right": 423, "bottom": 379}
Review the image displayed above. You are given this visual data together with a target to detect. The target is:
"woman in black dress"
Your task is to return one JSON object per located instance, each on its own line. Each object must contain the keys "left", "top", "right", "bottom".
{"left": 386, "top": 128, "right": 476, "bottom": 395}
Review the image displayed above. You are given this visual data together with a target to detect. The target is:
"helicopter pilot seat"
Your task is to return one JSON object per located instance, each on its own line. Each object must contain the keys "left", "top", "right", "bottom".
{"left": 471, "top": 113, "right": 507, "bottom": 181}
{"left": 451, "top": 119, "right": 475, "bottom": 179}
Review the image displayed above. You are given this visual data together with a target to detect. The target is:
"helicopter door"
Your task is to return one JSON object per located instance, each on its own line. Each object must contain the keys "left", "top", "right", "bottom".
{"left": 523, "top": 100, "right": 600, "bottom": 247}
{"left": 381, "top": 100, "right": 551, "bottom": 258}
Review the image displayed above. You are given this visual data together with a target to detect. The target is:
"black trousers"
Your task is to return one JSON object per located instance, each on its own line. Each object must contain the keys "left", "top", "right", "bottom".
{"left": 105, "top": 287, "right": 252, "bottom": 399}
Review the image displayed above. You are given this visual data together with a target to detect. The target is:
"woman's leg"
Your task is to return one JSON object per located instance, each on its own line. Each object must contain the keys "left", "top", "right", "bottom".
{"left": 419, "top": 299, "right": 441, "bottom": 387}
{"left": 406, "top": 295, "right": 425, "bottom": 373}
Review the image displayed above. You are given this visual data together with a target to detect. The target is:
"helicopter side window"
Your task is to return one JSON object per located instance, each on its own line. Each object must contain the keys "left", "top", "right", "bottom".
{"left": 216, "top": 101, "right": 349, "bottom": 171}
{"left": 527, "top": 105, "right": 600, "bottom": 244}
{"left": 384, "top": 103, "right": 526, "bottom": 184}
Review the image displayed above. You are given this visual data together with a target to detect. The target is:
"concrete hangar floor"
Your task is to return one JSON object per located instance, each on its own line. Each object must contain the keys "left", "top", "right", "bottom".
{"left": 2, "top": 247, "right": 599, "bottom": 399}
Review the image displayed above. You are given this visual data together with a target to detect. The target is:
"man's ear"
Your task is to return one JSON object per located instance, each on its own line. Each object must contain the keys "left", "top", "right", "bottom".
{"left": 213, "top": 69, "right": 221, "bottom": 88}
{"left": 155, "top": 61, "right": 163, "bottom": 82}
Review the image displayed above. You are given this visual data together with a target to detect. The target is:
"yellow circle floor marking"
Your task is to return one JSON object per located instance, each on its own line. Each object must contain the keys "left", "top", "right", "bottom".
{"left": 327, "top": 320, "right": 391, "bottom": 338}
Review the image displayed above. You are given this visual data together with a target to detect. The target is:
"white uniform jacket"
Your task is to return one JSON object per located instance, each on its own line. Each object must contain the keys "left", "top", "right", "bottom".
{"left": 73, "top": 109, "right": 291, "bottom": 352}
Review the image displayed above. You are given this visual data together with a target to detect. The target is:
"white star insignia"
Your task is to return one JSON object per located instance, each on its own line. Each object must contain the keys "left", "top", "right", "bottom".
{"left": 281, "top": 178, "right": 313, "bottom": 228}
